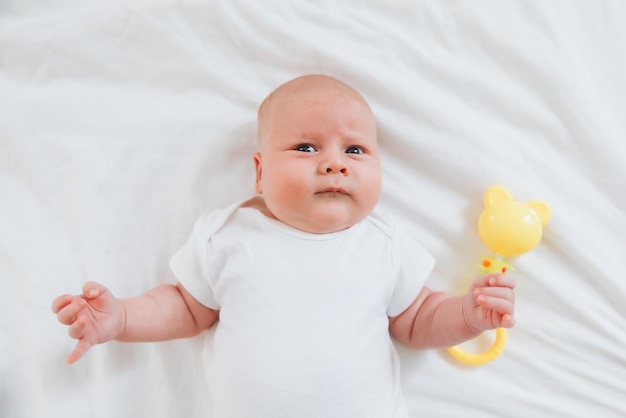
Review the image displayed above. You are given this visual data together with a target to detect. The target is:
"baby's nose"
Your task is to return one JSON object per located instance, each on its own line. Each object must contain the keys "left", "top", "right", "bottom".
{"left": 319, "top": 151, "right": 348, "bottom": 175}
{"left": 325, "top": 166, "right": 347, "bottom": 174}
{"left": 322, "top": 157, "right": 348, "bottom": 174}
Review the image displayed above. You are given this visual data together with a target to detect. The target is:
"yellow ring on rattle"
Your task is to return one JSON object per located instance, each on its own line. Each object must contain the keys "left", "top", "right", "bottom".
{"left": 447, "top": 328, "right": 507, "bottom": 366}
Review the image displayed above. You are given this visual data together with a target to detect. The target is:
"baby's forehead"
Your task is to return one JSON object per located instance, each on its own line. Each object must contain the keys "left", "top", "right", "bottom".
{"left": 257, "top": 76, "right": 376, "bottom": 145}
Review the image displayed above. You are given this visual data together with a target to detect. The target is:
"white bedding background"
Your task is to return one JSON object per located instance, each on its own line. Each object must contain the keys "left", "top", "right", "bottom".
{"left": 1, "top": 1, "right": 625, "bottom": 417}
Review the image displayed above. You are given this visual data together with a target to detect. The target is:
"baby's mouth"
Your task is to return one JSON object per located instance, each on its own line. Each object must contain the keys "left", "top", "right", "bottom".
{"left": 316, "top": 187, "right": 348, "bottom": 196}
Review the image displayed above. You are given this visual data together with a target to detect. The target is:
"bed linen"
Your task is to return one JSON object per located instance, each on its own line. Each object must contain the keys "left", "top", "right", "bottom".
{"left": 1, "top": 1, "right": 625, "bottom": 417}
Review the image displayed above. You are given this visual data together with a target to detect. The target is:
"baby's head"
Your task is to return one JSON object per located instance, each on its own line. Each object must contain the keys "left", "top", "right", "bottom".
{"left": 254, "top": 74, "right": 381, "bottom": 234}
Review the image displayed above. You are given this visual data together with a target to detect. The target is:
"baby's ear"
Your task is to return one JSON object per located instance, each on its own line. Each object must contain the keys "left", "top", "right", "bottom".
{"left": 528, "top": 200, "right": 552, "bottom": 226}
{"left": 484, "top": 185, "right": 512, "bottom": 208}
{"left": 253, "top": 152, "right": 263, "bottom": 194}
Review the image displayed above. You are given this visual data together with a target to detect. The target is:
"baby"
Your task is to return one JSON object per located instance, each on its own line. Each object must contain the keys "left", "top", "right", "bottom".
{"left": 52, "top": 74, "right": 516, "bottom": 418}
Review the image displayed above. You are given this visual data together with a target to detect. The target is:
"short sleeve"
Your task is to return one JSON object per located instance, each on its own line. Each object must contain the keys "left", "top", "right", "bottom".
{"left": 169, "top": 201, "right": 244, "bottom": 309}
{"left": 169, "top": 216, "right": 220, "bottom": 309}
{"left": 386, "top": 228, "right": 435, "bottom": 317}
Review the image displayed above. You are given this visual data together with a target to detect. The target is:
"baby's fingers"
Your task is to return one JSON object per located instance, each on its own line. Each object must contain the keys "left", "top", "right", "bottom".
{"left": 67, "top": 338, "right": 94, "bottom": 364}
{"left": 51, "top": 294, "right": 73, "bottom": 314}
{"left": 500, "top": 314, "right": 516, "bottom": 328}
{"left": 55, "top": 297, "right": 87, "bottom": 325}
{"left": 475, "top": 286, "right": 515, "bottom": 304}
{"left": 487, "top": 273, "right": 517, "bottom": 289}
{"left": 476, "top": 293, "right": 515, "bottom": 315}
{"left": 68, "top": 315, "right": 89, "bottom": 340}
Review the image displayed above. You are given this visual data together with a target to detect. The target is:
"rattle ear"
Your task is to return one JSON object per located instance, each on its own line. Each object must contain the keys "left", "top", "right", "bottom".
{"left": 528, "top": 200, "right": 552, "bottom": 226}
{"left": 484, "top": 185, "right": 512, "bottom": 208}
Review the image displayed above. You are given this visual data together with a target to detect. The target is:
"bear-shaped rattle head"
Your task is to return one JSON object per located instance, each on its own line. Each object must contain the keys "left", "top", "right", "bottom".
{"left": 477, "top": 186, "right": 551, "bottom": 258}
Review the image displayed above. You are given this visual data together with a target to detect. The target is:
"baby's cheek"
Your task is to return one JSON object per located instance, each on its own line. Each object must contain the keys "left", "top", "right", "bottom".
{"left": 360, "top": 173, "right": 382, "bottom": 207}
{"left": 266, "top": 175, "right": 309, "bottom": 212}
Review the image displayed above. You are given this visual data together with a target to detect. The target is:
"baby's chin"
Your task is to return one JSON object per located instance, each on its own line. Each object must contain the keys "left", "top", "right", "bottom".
{"left": 263, "top": 197, "right": 373, "bottom": 234}
{"left": 288, "top": 210, "right": 366, "bottom": 234}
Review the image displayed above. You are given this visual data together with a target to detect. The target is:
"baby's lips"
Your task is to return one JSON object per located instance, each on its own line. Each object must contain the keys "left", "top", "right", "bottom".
{"left": 317, "top": 186, "right": 348, "bottom": 194}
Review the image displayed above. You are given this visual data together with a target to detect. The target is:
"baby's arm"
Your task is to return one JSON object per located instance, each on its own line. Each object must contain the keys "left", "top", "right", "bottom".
{"left": 52, "top": 281, "right": 218, "bottom": 364}
{"left": 389, "top": 273, "right": 516, "bottom": 349}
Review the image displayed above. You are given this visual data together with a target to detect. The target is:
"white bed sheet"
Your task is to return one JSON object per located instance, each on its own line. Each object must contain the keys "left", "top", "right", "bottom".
{"left": 1, "top": 1, "right": 625, "bottom": 417}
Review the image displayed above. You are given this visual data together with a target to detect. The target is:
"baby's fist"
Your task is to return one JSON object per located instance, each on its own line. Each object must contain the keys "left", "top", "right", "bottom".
{"left": 51, "top": 281, "right": 125, "bottom": 363}
{"left": 463, "top": 273, "right": 516, "bottom": 332}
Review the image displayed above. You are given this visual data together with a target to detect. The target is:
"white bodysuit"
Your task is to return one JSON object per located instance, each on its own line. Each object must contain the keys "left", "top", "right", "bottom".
{"left": 170, "top": 202, "right": 434, "bottom": 418}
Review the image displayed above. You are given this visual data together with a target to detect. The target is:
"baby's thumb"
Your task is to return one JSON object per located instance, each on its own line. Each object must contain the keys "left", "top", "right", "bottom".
{"left": 82, "top": 281, "right": 109, "bottom": 300}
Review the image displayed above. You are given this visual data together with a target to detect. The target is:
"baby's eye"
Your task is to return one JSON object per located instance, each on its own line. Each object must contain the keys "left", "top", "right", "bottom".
{"left": 295, "top": 144, "right": 316, "bottom": 153}
{"left": 345, "top": 146, "right": 364, "bottom": 155}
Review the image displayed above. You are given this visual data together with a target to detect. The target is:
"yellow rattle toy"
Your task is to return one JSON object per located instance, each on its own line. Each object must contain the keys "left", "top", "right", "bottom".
{"left": 447, "top": 186, "right": 551, "bottom": 366}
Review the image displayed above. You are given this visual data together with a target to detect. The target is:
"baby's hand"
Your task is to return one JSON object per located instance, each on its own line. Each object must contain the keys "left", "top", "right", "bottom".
{"left": 51, "top": 281, "right": 125, "bottom": 364}
{"left": 462, "top": 273, "right": 516, "bottom": 332}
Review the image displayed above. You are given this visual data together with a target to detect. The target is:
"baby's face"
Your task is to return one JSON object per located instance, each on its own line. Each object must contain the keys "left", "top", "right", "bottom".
{"left": 254, "top": 90, "right": 381, "bottom": 234}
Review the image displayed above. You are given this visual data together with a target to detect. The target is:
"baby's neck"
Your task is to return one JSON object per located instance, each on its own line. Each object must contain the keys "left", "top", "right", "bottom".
{"left": 241, "top": 195, "right": 276, "bottom": 220}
